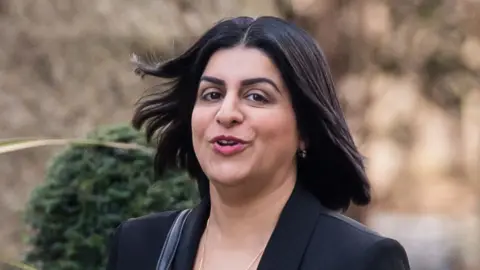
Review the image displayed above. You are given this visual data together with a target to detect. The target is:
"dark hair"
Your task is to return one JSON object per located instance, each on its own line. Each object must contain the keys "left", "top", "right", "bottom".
{"left": 131, "top": 16, "right": 370, "bottom": 211}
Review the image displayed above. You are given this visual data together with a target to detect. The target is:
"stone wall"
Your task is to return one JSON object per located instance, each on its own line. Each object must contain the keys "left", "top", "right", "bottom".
{"left": 284, "top": 1, "right": 480, "bottom": 268}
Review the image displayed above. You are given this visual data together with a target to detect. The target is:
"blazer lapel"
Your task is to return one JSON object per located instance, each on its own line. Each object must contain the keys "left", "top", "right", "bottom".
{"left": 257, "top": 184, "right": 322, "bottom": 270}
{"left": 173, "top": 183, "right": 322, "bottom": 270}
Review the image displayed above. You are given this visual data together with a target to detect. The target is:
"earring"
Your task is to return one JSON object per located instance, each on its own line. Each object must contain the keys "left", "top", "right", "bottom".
{"left": 298, "top": 149, "right": 307, "bottom": 159}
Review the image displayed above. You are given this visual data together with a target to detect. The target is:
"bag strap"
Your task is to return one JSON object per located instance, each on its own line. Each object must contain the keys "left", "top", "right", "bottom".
{"left": 156, "top": 209, "right": 192, "bottom": 270}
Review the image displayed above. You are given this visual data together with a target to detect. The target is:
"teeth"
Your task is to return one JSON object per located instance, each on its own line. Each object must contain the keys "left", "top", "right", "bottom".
{"left": 217, "top": 140, "right": 237, "bottom": 145}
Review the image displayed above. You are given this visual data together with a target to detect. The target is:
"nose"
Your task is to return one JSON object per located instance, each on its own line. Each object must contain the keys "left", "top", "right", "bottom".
{"left": 215, "top": 94, "right": 244, "bottom": 128}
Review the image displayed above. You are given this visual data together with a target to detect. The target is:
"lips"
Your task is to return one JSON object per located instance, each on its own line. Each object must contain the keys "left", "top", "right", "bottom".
{"left": 209, "top": 135, "right": 248, "bottom": 156}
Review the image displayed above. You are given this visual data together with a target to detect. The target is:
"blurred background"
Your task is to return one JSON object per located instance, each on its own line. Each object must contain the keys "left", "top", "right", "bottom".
{"left": 0, "top": 0, "right": 479, "bottom": 269}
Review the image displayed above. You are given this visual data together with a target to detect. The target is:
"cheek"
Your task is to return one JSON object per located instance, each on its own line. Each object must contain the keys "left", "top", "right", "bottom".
{"left": 257, "top": 112, "right": 299, "bottom": 152}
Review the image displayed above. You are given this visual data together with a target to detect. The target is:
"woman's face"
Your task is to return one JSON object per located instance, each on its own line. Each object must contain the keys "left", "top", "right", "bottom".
{"left": 191, "top": 46, "right": 302, "bottom": 187}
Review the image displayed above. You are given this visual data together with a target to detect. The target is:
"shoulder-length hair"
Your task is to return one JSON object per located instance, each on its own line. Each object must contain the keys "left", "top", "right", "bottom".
{"left": 131, "top": 16, "right": 370, "bottom": 211}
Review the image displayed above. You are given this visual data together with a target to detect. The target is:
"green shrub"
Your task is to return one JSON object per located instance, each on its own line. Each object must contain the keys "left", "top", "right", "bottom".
{"left": 24, "top": 124, "right": 199, "bottom": 270}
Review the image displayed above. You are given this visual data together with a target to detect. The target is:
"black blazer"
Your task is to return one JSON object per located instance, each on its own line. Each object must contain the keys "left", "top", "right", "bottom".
{"left": 106, "top": 185, "right": 410, "bottom": 270}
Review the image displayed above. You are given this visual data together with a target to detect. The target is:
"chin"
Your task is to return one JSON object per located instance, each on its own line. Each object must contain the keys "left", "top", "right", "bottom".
{"left": 199, "top": 155, "right": 251, "bottom": 184}
{"left": 210, "top": 175, "right": 247, "bottom": 187}
{"left": 205, "top": 167, "right": 251, "bottom": 187}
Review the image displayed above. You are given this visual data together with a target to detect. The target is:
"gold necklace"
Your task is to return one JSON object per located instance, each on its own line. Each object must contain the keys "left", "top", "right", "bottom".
{"left": 198, "top": 219, "right": 266, "bottom": 270}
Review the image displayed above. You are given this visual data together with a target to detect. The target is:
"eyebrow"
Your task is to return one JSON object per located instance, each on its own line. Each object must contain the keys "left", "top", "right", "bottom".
{"left": 200, "top": 75, "right": 281, "bottom": 93}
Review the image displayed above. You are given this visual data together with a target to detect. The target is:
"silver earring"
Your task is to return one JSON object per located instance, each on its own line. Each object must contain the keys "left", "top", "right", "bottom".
{"left": 298, "top": 149, "right": 307, "bottom": 159}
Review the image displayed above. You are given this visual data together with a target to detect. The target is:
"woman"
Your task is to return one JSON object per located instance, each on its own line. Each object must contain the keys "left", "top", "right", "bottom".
{"left": 106, "top": 16, "right": 410, "bottom": 270}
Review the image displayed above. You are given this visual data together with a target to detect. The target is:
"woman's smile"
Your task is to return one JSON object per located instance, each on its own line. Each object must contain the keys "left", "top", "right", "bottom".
{"left": 210, "top": 135, "right": 250, "bottom": 156}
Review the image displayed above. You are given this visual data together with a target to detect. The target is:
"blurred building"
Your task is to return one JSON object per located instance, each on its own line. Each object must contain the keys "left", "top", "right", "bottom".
{"left": 1, "top": 1, "right": 479, "bottom": 269}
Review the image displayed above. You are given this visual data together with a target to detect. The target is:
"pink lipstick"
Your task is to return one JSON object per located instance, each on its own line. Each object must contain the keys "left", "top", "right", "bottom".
{"left": 210, "top": 135, "right": 248, "bottom": 156}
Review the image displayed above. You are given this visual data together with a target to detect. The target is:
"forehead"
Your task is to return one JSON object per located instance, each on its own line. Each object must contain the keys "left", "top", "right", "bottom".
{"left": 202, "top": 47, "right": 283, "bottom": 82}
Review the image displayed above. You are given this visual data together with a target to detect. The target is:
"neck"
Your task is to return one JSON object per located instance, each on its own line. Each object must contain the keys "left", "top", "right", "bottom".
{"left": 206, "top": 169, "right": 296, "bottom": 247}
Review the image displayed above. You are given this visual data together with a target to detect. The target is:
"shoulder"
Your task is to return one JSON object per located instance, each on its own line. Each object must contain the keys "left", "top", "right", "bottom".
{"left": 106, "top": 210, "right": 182, "bottom": 270}
{"left": 117, "top": 210, "right": 182, "bottom": 247}
{"left": 122, "top": 210, "right": 180, "bottom": 233}
{"left": 306, "top": 210, "right": 410, "bottom": 269}
{"left": 360, "top": 237, "right": 410, "bottom": 269}
{"left": 315, "top": 209, "right": 383, "bottom": 242}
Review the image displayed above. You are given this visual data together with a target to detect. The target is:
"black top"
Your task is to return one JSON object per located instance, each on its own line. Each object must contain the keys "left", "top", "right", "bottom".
{"left": 106, "top": 184, "right": 410, "bottom": 270}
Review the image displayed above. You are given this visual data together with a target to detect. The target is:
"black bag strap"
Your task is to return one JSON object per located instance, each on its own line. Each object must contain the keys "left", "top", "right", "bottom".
{"left": 155, "top": 209, "right": 192, "bottom": 270}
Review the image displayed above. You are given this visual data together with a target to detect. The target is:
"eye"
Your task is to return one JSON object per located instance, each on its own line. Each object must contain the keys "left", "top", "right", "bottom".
{"left": 246, "top": 92, "right": 268, "bottom": 103}
{"left": 201, "top": 90, "right": 222, "bottom": 101}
